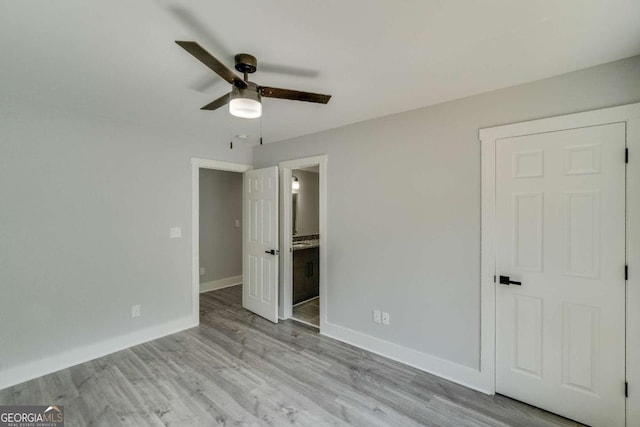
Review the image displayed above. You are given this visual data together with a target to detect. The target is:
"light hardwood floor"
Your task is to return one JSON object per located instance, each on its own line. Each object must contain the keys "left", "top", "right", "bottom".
{"left": 0, "top": 285, "right": 582, "bottom": 426}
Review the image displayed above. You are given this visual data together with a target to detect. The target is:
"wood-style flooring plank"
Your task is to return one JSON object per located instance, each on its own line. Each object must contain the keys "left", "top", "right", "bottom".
{"left": 0, "top": 285, "right": 582, "bottom": 426}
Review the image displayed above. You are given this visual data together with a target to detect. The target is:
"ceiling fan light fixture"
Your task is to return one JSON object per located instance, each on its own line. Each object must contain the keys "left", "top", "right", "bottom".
{"left": 229, "top": 84, "right": 262, "bottom": 119}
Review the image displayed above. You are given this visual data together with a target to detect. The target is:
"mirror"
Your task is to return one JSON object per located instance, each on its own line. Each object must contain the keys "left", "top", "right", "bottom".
{"left": 292, "top": 175, "right": 299, "bottom": 235}
{"left": 292, "top": 193, "right": 298, "bottom": 235}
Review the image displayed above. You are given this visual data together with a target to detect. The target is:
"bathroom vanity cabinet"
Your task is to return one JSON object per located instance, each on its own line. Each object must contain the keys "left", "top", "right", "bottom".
{"left": 292, "top": 247, "right": 319, "bottom": 305}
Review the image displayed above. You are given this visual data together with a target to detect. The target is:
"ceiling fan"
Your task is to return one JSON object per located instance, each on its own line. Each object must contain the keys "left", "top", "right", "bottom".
{"left": 175, "top": 41, "right": 332, "bottom": 119}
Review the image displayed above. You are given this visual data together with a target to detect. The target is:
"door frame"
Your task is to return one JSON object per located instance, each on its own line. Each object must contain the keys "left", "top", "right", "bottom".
{"left": 278, "top": 155, "right": 328, "bottom": 331}
{"left": 190, "top": 158, "right": 252, "bottom": 325}
{"left": 479, "top": 102, "right": 640, "bottom": 424}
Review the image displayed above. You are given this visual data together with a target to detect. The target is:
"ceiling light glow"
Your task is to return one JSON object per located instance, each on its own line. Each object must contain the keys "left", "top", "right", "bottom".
{"left": 229, "top": 84, "right": 262, "bottom": 119}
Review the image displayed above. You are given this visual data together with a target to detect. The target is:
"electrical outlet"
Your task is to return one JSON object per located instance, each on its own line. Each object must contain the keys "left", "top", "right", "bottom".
{"left": 382, "top": 312, "right": 390, "bottom": 325}
{"left": 131, "top": 304, "right": 141, "bottom": 318}
{"left": 373, "top": 309, "right": 381, "bottom": 324}
{"left": 169, "top": 227, "right": 182, "bottom": 239}
{"left": 234, "top": 219, "right": 240, "bottom": 228}
{"left": 200, "top": 267, "right": 205, "bottom": 276}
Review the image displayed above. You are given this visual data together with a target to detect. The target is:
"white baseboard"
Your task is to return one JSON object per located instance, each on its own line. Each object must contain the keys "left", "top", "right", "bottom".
{"left": 293, "top": 296, "right": 319, "bottom": 308}
{"left": 0, "top": 316, "right": 196, "bottom": 391}
{"left": 200, "top": 275, "right": 242, "bottom": 293}
{"left": 321, "top": 321, "right": 492, "bottom": 394}
{"left": 290, "top": 317, "right": 320, "bottom": 329}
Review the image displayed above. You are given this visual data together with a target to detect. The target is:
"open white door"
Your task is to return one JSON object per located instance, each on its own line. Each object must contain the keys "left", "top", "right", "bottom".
{"left": 243, "top": 166, "right": 279, "bottom": 323}
{"left": 495, "top": 123, "right": 626, "bottom": 426}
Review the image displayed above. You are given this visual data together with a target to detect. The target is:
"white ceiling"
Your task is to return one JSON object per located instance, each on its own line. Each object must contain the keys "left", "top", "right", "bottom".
{"left": 2, "top": 0, "right": 639, "bottom": 145}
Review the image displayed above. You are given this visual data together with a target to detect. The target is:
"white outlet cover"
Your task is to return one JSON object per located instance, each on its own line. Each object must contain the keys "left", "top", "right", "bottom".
{"left": 200, "top": 267, "right": 205, "bottom": 276}
{"left": 169, "top": 227, "right": 182, "bottom": 239}
{"left": 234, "top": 219, "right": 240, "bottom": 228}
{"left": 382, "top": 312, "right": 390, "bottom": 325}
{"left": 373, "top": 309, "right": 381, "bottom": 324}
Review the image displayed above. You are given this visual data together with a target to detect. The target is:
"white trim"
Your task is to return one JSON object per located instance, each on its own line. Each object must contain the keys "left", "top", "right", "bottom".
{"left": 293, "top": 296, "right": 319, "bottom": 308}
{"left": 200, "top": 275, "right": 243, "bottom": 293}
{"left": 191, "top": 158, "right": 252, "bottom": 326}
{"left": 627, "top": 115, "right": 640, "bottom": 425}
{"left": 290, "top": 317, "right": 320, "bottom": 330}
{"left": 279, "top": 168, "right": 294, "bottom": 319}
{"left": 479, "top": 132, "right": 497, "bottom": 393}
{"left": 190, "top": 158, "right": 252, "bottom": 173}
{"left": 278, "top": 155, "right": 328, "bottom": 333}
{"left": 321, "top": 321, "right": 491, "bottom": 394}
{"left": 0, "top": 316, "right": 194, "bottom": 390}
{"left": 480, "top": 102, "right": 640, "bottom": 425}
{"left": 478, "top": 103, "right": 640, "bottom": 142}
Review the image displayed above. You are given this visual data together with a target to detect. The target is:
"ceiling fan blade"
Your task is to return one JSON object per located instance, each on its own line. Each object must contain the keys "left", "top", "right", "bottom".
{"left": 190, "top": 75, "right": 221, "bottom": 93}
{"left": 201, "top": 93, "right": 230, "bottom": 111}
{"left": 168, "top": 7, "right": 233, "bottom": 60}
{"left": 175, "top": 41, "right": 247, "bottom": 89}
{"left": 260, "top": 87, "right": 331, "bottom": 104}
{"left": 259, "top": 62, "right": 319, "bottom": 78}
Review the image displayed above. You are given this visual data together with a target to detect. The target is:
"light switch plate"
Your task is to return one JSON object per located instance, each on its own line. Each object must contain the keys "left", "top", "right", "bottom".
{"left": 234, "top": 219, "right": 240, "bottom": 228}
{"left": 131, "top": 304, "right": 141, "bottom": 318}
{"left": 200, "top": 267, "right": 205, "bottom": 276}
{"left": 169, "top": 227, "right": 182, "bottom": 239}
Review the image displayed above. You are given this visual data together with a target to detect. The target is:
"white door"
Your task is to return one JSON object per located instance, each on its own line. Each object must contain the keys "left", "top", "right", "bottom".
{"left": 243, "top": 166, "right": 279, "bottom": 323}
{"left": 495, "top": 123, "right": 626, "bottom": 426}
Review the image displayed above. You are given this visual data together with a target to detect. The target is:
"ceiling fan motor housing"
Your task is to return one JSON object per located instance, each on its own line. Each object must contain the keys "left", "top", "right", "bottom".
{"left": 231, "top": 81, "right": 260, "bottom": 96}
{"left": 235, "top": 53, "right": 257, "bottom": 74}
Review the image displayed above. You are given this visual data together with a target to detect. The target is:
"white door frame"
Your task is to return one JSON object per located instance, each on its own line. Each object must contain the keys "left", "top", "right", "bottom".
{"left": 190, "top": 158, "right": 252, "bottom": 325}
{"left": 479, "top": 102, "right": 640, "bottom": 425}
{"left": 278, "top": 155, "right": 328, "bottom": 331}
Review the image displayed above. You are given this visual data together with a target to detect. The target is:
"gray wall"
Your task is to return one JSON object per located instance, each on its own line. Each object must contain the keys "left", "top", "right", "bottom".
{"left": 293, "top": 169, "right": 319, "bottom": 236}
{"left": 199, "top": 169, "right": 242, "bottom": 284}
{"left": 253, "top": 55, "right": 640, "bottom": 369}
{"left": 0, "top": 100, "right": 252, "bottom": 375}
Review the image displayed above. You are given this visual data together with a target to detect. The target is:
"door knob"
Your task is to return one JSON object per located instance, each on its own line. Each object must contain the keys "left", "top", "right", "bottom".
{"left": 264, "top": 249, "right": 279, "bottom": 255}
{"left": 499, "top": 275, "right": 522, "bottom": 286}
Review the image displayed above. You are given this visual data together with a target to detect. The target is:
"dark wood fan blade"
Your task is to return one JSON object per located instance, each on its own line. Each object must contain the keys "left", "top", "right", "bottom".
{"left": 175, "top": 41, "right": 247, "bottom": 89}
{"left": 260, "top": 87, "right": 331, "bottom": 104}
{"left": 201, "top": 93, "right": 230, "bottom": 111}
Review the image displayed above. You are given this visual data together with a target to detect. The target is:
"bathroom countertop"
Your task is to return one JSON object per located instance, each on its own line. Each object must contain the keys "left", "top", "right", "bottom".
{"left": 292, "top": 235, "right": 320, "bottom": 251}
{"left": 293, "top": 240, "right": 319, "bottom": 251}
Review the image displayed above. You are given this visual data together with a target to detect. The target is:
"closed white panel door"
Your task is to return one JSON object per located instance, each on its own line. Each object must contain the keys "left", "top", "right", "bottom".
{"left": 495, "top": 123, "right": 626, "bottom": 427}
{"left": 243, "top": 166, "right": 279, "bottom": 323}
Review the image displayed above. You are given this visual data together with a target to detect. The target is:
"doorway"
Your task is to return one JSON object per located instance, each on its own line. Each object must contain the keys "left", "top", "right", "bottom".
{"left": 191, "top": 157, "right": 328, "bottom": 329}
{"left": 279, "top": 156, "right": 328, "bottom": 331}
{"left": 479, "top": 103, "right": 640, "bottom": 427}
{"left": 290, "top": 166, "right": 320, "bottom": 327}
{"left": 199, "top": 168, "right": 243, "bottom": 293}
{"left": 190, "top": 158, "right": 251, "bottom": 325}
{"left": 494, "top": 124, "right": 625, "bottom": 426}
